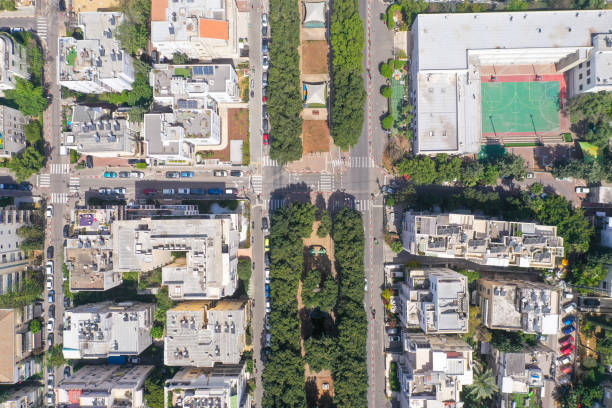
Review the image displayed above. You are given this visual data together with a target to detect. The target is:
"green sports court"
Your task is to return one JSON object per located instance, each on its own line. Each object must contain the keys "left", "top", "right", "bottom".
{"left": 481, "top": 80, "right": 561, "bottom": 135}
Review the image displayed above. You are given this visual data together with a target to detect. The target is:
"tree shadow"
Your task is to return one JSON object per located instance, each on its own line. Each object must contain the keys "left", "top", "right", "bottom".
{"left": 327, "top": 190, "right": 356, "bottom": 216}
{"left": 315, "top": 192, "right": 327, "bottom": 213}
{"left": 305, "top": 377, "right": 319, "bottom": 408}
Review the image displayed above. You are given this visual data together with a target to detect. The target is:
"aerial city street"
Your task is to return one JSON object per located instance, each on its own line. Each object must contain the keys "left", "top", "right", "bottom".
{"left": 0, "top": 0, "right": 609, "bottom": 407}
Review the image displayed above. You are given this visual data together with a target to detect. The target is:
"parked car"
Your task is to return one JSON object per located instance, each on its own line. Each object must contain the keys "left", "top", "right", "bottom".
{"left": 561, "top": 364, "right": 572, "bottom": 374}
{"left": 64, "top": 297, "right": 71, "bottom": 308}
{"left": 85, "top": 155, "right": 94, "bottom": 168}
{"left": 98, "top": 187, "right": 111, "bottom": 195}
{"left": 262, "top": 24, "right": 268, "bottom": 37}
{"left": 263, "top": 118, "right": 269, "bottom": 132}
{"left": 119, "top": 171, "right": 130, "bottom": 178}
{"left": 128, "top": 159, "right": 145, "bottom": 165}
{"left": 180, "top": 171, "right": 194, "bottom": 178}
{"left": 561, "top": 344, "right": 575, "bottom": 355}
{"left": 230, "top": 170, "right": 243, "bottom": 177}
{"left": 262, "top": 55, "right": 269, "bottom": 70}
{"left": 46, "top": 277, "right": 54, "bottom": 290}
{"left": 264, "top": 236, "right": 270, "bottom": 251}
{"left": 262, "top": 86, "right": 267, "bottom": 102}
{"left": 144, "top": 188, "right": 157, "bottom": 195}
{"left": 563, "top": 316, "right": 576, "bottom": 326}
{"left": 103, "top": 171, "right": 117, "bottom": 178}
{"left": 178, "top": 188, "right": 190, "bottom": 195}
{"left": 386, "top": 327, "right": 398, "bottom": 335}
{"left": 225, "top": 188, "right": 237, "bottom": 195}
{"left": 575, "top": 186, "right": 590, "bottom": 194}
{"left": 526, "top": 172, "right": 535, "bottom": 179}
{"left": 162, "top": 189, "right": 175, "bottom": 195}
{"left": 563, "top": 302, "right": 577, "bottom": 314}
{"left": 165, "top": 171, "right": 180, "bottom": 178}
{"left": 64, "top": 366, "right": 71, "bottom": 378}
{"left": 63, "top": 224, "right": 70, "bottom": 238}
{"left": 262, "top": 38, "right": 269, "bottom": 54}
{"left": 263, "top": 133, "right": 269, "bottom": 145}
{"left": 130, "top": 171, "right": 144, "bottom": 178}
{"left": 47, "top": 332, "right": 54, "bottom": 347}
{"left": 265, "top": 283, "right": 270, "bottom": 294}
{"left": 113, "top": 187, "right": 126, "bottom": 195}
{"left": 262, "top": 217, "right": 269, "bottom": 230}
{"left": 263, "top": 72, "right": 268, "bottom": 87}
{"left": 263, "top": 104, "right": 268, "bottom": 119}
{"left": 48, "top": 290, "right": 55, "bottom": 303}
{"left": 559, "top": 336, "right": 574, "bottom": 347}
{"left": 564, "top": 292, "right": 574, "bottom": 299}
{"left": 389, "top": 335, "right": 401, "bottom": 343}
{"left": 47, "top": 318, "right": 54, "bottom": 333}
{"left": 48, "top": 305, "right": 55, "bottom": 319}
{"left": 264, "top": 252, "right": 270, "bottom": 267}
{"left": 47, "top": 393, "right": 54, "bottom": 405}
{"left": 558, "top": 355, "right": 572, "bottom": 365}
{"left": 558, "top": 375, "right": 571, "bottom": 385}
{"left": 261, "top": 12, "right": 268, "bottom": 27}
{"left": 213, "top": 170, "right": 228, "bottom": 177}
{"left": 190, "top": 188, "right": 205, "bottom": 195}
{"left": 265, "top": 268, "right": 270, "bottom": 283}
{"left": 18, "top": 183, "right": 32, "bottom": 191}
{"left": 562, "top": 325, "right": 576, "bottom": 336}
{"left": 128, "top": 356, "right": 141, "bottom": 364}
{"left": 208, "top": 188, "right": 222, "bottom": 195}
{"left": 265, "top": 301, "right": 271, "bottom": 313}
{"left": 46, "top": 261, "right": 54, "bottom": 276}
{"left": 46, "top": 205, "right": 53, "bottom": 217}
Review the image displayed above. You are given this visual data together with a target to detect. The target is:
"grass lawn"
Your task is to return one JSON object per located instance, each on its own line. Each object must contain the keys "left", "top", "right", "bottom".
{"left": 511, "top": 390, "right": 541, "bottom": 408}
{"left": 67, "top": 49, "right": 77, "bottom": 66}
{"left": 174, "top": 67, "right": 191, "bottom": 78}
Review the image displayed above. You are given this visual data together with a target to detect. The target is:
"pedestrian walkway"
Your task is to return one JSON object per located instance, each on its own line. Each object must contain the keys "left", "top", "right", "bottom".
{"left": 354, "top": 199, "right": 370, "bottom": 212}
{"left": 51, "top": 192, "right": 68, "bottom": 204}
{"left": 36, "top": 17, "right": 47, "bottom": 40}
{"left": 50, "top": 163, "right": 70, "bottom": 174}
{"left": 263, "top": 156, "right": 279, "bottom": 167}
{"left": 329, "top": 198, "right": 370, "bottom": 212}
{"left": 266, "top": 198, "right": 286, "bottom": 212}
{"left": 251, "top": 175, "right": 263, "bottom": 194}
{"left": 331, "top": 156, "right": 375, "bottom": 168}
{"left": 68, "top": 177, "right": 80, "bottom": 193}
{"left": 319, "top": 174, "right": 334, "bottom": 191}
{"left": 38, "top": 173, "right": 51, "bottom": 188}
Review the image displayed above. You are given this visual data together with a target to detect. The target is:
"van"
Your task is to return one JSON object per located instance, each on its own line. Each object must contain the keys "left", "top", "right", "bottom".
{"left": 162, "top": 189, "right": 175, "bottom": 195}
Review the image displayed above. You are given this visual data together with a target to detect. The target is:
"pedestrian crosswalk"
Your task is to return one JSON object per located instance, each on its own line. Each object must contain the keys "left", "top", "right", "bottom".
{"left": 266, "top": 199, "right": 286, "bottom": 212}
{"left": 36, "top": 17, "right": 47, "bottom": 40}
{"left": 354, "top": 199, "right": 370, "bottom": 212}
{"left": 251, "top": 175, "right": 263, "bottom": 194}
{"left": 331, "top": 156, "right": 375, "bottom": 168}
{"left": 50, "top": 163, "right": 70, "bottom": 174}
{"left": 51, "top": 193, "right": 68, "bottom": 204}
{"left": 263, "top": 156, "right": 279, "bottom": 167}
{"left": 319, "top": 174, "right": 334, "bottom": 192}
{"left": 38, "top": 173, "right": 51, "bottom": 188}
{"left": 329, "top": 198, "right": 370, "bottom": 213}
{"left": 69, "top": 177, "right": 80, "bottom": 193}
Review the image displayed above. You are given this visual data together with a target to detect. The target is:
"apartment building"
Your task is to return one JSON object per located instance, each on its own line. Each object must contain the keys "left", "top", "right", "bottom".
{"left": 398, "top": 333, "right": 473, "bottom": 408}
{"left": 397, "top": 268, "right": 468, "bottom": 334}
{"left": 0, "top": 106, "right": 26, "bottom": 159}
{"left": 164, "top": 300, "right": 247, "bottom": 367}
{"left": 476, "top": 279, "right": 561, "bottom": 335}
{"left": 58, "top": 12, "right": 135, "bottom": 93}
{"left": 144, "top": 63, "right": 239, "bottom": 163}
{"left": 54, "top": 364, "right": 153, "bottom": 407}
{"left": 0, "top": 304, "right": 43, "bottom": 384}
{"left": 489, "top": 345, "right": 556, "bottom": 403}
{"left": 402, "top": 212, "right": 564, "bottom": 269}
{"left": 0, "top": 207, "right": 32, "bottom": 291}
{"left": 164, "top": 363, "right": 248, "bottom": 408}
{"left": 65, "top": 207, "right": 122, "bottom": 292}
{"left": 63, "top": 301, "right": 155, "bottom": 359}
{"left": 0, "top": 34, "right": 28, "bottom": 92}
{"left": 0, "top": 384, "right": 43, "bottom": 408}
{"left": 62, "top": 106, "right": 135, "bottom": 157}
{"left": 150, "top": 0, "right": 239, "bottom": 61}
{"left": 113, "top": 214, "right": 240, "bottom": 300}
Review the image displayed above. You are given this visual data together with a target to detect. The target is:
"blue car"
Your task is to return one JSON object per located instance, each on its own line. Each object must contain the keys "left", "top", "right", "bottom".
{"left": 562, "top": 325, "right": 576, "bottom": 335}
{"left": 180, "top": 171, "right": 194, "bottom": 178}
{"left": 190, "top": 188, "right": 205, "bottom": 195}
{"left": 265, "top": 284, "right": 270, "bottom": 293}
{"left": 208, "top": 188, "right": 222, "bottom": 195}
{"left": 104, "top": 171, "right": 117, "bottom": 178}
{"left": 563, "top": 316, "right": 575, "bottom": 326}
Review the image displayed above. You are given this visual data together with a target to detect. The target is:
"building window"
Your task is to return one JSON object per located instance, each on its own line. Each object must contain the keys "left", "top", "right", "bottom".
{"left": 579, "top": 63, "right": 583, "bottom": 69}
{"left": 587, "top": 61, "right": 590, "bottom": 67}
{"left": 579, "top": 73, "right": 583, "bottom": 80}
{"left": 587, "top": 69, "right": 591, "bottom": 76}
{"left": 487, "top": 289, "right": 490, "bottom": 295}
{"left": 7, "top": 274, "right": 12, "bottom": 291}
{"left": 603, "top": 281, "right": 608, "bottom": 289}
{"left": 587, "top": 78, "right": 591, "bottom": 85}
{"left": 579, "top": 84, "right": 583, "bottom": 91}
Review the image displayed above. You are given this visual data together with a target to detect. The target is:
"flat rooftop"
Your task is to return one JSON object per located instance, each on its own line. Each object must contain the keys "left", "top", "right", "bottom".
{"left": 414, "top": 10, "right": 612, "bottom": 71}
{"left": 152, "top": 64, "right": 236, "bottom": 98}
{"left": 65, "top": 106, "right": 133, "bottom": 154}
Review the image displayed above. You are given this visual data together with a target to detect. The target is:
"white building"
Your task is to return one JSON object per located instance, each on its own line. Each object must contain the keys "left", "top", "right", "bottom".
{"left": 58, "top": 12, "right": 135, "bottom": 93}
{"left": 0, "top": 106, "right": 26, "bottom": 159}
{"left": 402, "top": 212, "right": 564, "bottom": 269}
{"left": 0, "top": 384, "right": 43, "bottom": 408}
{"left": 410, "top": 10, "right": 612, "bottom": 155}
{"left": 165, "top": 364, "right": 249, "bottom": 408}
{"left": 112, "top": 215, "right": 240, "bottom": 300}
{"left": 0, "top": 34, "right": 28, "bottom": 92}
{"left": 151, "top": 0, "right": 239, "bottom": 61}
{"left": 54, "top": 365, "right": 153, "bottom": 408}
{"left": 398, "top": 268, "right": 468, "bottom": 334}
{"left": 398, "top": 333, "right": 473, "bottom": 408}
{"left": 62, "top": 301, "right": 155, "bottom": 359}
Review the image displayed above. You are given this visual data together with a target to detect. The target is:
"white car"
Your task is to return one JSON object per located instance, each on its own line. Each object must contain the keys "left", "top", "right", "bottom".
{"left": 178, "top": 188, "right": 190, "bottom": 195}
{"left": 213, "top": 170, "right": 228, "bottom": 177}
{"left": 575, "top": 186, "right": 590, "bottom": 194}
{"left": 265, "top": 301, "right": 271, "bottom": 314}
{"left": 261, "top": 12, "right": 268, "bottom": 27}
{"left": 46, "top": 205, "right": 53, "bottom": 218}
{"left": 46, "top": 261, "right": 54, "bottom": 276}
{"left": 130, "top": 171, "right": 144, "bottom": 178}
{"left": 563, "top": 302, "right": 577, "bottom": 314}
{"left": 526, "top": 172, "right": 535, "bottom": 179}
{"left": 558, "top": 355, "right": 572, "bottom": 365}
{"left": 46, "top": 277, "right": 54, "bottom": 290}
{"left": 47, "top": 318, "right": 54, "bottom": 333}
{"left": 113, "top": 187, "right": 126, "bottom": 195}
{"left": 262, "top": 55, "right": 269, "bottom": 71}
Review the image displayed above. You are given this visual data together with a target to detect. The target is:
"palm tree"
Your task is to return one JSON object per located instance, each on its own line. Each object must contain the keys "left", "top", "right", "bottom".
{"left": 467, "top": 363, "right": 499, "bottom": 402}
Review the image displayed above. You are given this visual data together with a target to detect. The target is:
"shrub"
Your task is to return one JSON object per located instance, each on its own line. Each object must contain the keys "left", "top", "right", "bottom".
{"left": 381, "top": 114, "right": 394, "bottom": 130}
{"left": 391, "top": 240, "right": 403, "bottom": 253}
{"left": 29, "top": 319, "right": 41, "bottom": 333}
{"left": 381, "top": 85, "right": 392, "bottom": 98}
{"left": 380, "top": 62, "right": 393, "bottom": 79}
{"left": 151, "top": 325, "right": 164, "bottom": 339}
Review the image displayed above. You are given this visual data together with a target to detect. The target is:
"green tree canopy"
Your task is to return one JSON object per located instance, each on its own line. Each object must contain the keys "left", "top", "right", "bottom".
{"left": 460, "top": 160, "right": 484, "bottom": 187}
{"left": 497, "top": 153, "right": 527, "bottom": 180}
{"left": 5, "top": 78, "right": 48, "bottom": 116}
{"left": 116, "top": 0, "right": 151, "bottom": 55}
{"left": 29, "top": 319, "right": 41, "bottom": 333}
{"left": 46, "top": 344, "right": 66, "bottom": 367}
{"left": 304, "top": 335, "right": 338, "bottom": 372}
{"left": 506, "top": 0, "right": 528, "bottom": 11}
{"left": 301, "top": 270, "right": 338, "bottom": 312}
{"left": 381, "top": 85, "right": 392, "bottom": 98}
{"left": 396, "top": 155, "right": 436, "bottom": 185}
{"left": 381, "top": 114, "right": 393, "bottom": 130}
{"left": 171, "top": 52, "right": 189, "bottom": 64}
{"left": 466, "top": 365, "right": 498, "bottom": 402}
{"left": 317, "top": 211, "right": 332, "bottom": 238}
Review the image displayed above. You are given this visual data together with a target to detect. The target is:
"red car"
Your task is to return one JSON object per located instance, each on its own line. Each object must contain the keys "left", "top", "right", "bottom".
{"left": 263, "top": 133, "right": 269, "bottom": 145}
{"left": 144, "top": 188, "right": 157, "bottom": 195}
{"left": 559, "top": 335, "right": 574, "bottom": 347}
{"left": 561, "top": 365, "right": 572, "bottom": 374}
{"left": 561, "top": 344, "right": 575, "bottom": 355}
